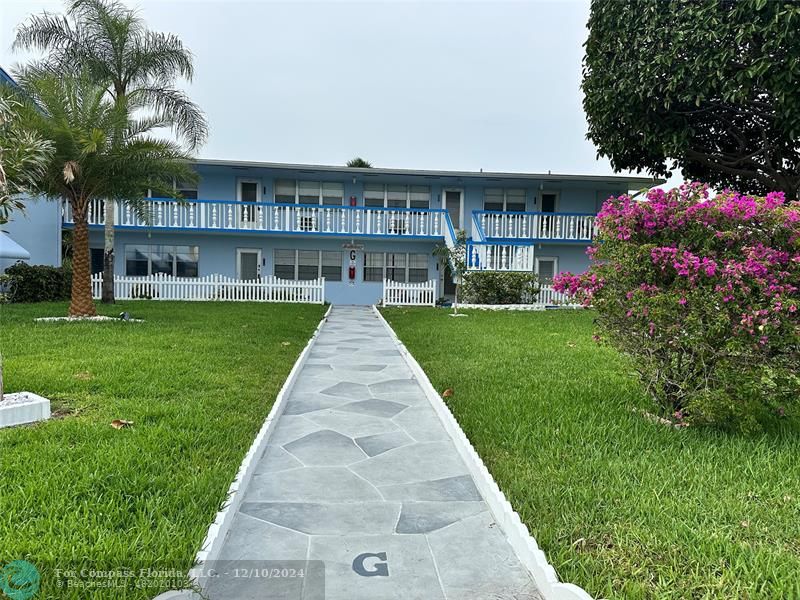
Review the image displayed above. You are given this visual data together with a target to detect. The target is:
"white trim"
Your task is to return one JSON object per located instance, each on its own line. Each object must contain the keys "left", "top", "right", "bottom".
{"left": 442, "top": 187, "right": 464, "bottom": 229}
{"left": 189, "top": 306, "right": 332, "bottom": 588}
{"left": 236, "top": 247, "right": 262, "bottom": 279}
{"left": 372, "top": 306, "right": 594, "bottom": 600}
{"left": 539, "top": 191, "right": 560, "bottom": 213}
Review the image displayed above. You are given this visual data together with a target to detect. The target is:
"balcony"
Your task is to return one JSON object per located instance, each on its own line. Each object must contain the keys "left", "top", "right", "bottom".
{"left": 466, "top": 241, "right": 535, "bottom": 272}
{"left": 474, "top": 210, "right": 596, "bottom": 242}
{"left": 63, "top": 198, "right": 447, "bottom": 239}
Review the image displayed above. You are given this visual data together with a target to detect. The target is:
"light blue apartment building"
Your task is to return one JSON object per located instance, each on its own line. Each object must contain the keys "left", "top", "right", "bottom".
{"left": 6, "top": 158, "right": 655, "bottom": 304}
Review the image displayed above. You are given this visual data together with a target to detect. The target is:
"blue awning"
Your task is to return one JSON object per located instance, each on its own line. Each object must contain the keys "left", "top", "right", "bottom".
{"left": 0, "top": 233, "right": 31, "bottom": 260}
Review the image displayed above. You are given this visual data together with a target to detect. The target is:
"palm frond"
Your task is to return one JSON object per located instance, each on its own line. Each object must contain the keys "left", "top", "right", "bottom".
{"left": 129, "top": 86, "right": 207, "bottom": 149}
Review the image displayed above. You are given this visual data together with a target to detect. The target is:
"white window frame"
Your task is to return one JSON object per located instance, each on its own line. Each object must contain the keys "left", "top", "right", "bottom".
{"left": 272, "top": 249, "right": 342, "bottom": 281}
{"left": 538, "top": 191, "right": 560, "bottom": 213}
{"left": 535, "top": 256, "right": 559, "bottom": 283}
{"left": 362, "top": 184, "right": 431, "bottom": 209}
{"left": 483, "top": 188, "right": 528, "bottom": 212}
{"left": 273, "top": 180, "right": 345, "bottom": 206}
{"left": 362, "top": 252, "right": 429, "bottom": 283}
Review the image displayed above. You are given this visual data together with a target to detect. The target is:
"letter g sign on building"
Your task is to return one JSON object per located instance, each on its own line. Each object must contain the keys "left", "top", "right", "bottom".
{"left": 352, "top": 552, "right": 389, "bottom": 577}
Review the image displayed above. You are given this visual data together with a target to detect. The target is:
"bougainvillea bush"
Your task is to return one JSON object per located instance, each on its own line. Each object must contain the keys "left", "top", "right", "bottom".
{"left": 554, "top": 183, "right": 800, "bottom": 430}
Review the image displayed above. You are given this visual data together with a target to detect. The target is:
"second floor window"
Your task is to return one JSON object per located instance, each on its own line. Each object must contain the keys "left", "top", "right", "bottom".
{"left": 484, "top": 188, "right": 527, "bottom": 212}
{"left": 275, "top": 180, "right": 345, "bottom": 206}
{"left": 363, "top": 184, "right": 431, "bottom": 209}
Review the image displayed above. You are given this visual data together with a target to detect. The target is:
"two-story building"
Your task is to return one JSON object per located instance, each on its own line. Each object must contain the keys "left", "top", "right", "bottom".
{"left": 58, "top": 159, "right": 654, "bottom": 303}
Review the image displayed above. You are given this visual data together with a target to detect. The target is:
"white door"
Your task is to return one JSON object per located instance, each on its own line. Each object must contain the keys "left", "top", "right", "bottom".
{"left": 237, "top": 248, "right": 262, "bottom": 280}
{"left": 443, "top": 189, "right": 463, "bottom": 230}
{"left": 237, "top": 179, "right": 261, "bottom": 227}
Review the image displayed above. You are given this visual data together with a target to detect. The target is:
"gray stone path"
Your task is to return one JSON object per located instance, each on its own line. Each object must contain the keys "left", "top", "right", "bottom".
{"left": 206, "top": 306, "right": 542, "bottom": 600}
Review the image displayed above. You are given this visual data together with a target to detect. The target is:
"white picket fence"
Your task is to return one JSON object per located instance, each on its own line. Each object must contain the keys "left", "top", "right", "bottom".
{"left": 382, "top": 279, "right": 437, "bottom": 306}
{"left": 534, "top": 284, "right": 582, "bottom": 307}
{"left": 91, "top": 273, "right": 325, "bottom": 303}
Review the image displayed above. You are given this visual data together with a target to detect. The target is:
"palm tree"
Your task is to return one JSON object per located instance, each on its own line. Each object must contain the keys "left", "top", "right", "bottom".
{"left": 14, "top": 0, "right": 207, "bottom": 304}
{"left": 2, "top": 71, "right": 195, "bottom": 317}
{"left": 347, "top": 157, "right": 372, "bottom": 168}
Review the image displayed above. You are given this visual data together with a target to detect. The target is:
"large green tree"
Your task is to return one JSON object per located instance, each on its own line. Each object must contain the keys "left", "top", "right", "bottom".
{"left": 14, "top": 0, "right": 207, "bottom": 303}
{"left": 583, "top": 0, "right": 800, "bottom": 198}
{"left": 3, "top": 72, "right": 194, "bottom": 316}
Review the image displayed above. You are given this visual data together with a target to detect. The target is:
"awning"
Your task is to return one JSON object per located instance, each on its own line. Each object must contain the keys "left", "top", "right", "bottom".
{"left": 0, "top": 233, "right": 31, "bottom": 260}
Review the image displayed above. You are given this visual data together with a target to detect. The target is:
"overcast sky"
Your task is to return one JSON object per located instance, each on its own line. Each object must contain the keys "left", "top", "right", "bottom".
{"left": 0, "top": 0, "right": 678, "bottom": 185}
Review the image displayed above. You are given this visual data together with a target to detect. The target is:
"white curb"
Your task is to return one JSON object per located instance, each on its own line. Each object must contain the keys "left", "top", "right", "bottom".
{"left": 187, "top": 305, "right": 332, "bottom": 588}
{"left": 373, "top": 305, "right": 595, "bottom": 600}
{"left": 0, "top": 392, "right": 50, "bottom": 428}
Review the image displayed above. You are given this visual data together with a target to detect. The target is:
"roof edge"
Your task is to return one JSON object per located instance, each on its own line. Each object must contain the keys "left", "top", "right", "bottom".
{"left": 192, "top": 158, "right": 663, "bottom": 186}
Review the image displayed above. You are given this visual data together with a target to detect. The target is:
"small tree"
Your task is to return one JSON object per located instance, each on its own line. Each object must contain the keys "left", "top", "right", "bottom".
{"left": 346, "top": 157, "right": 372, "bottom": 168}
{"left": 4, "top": 72, "right": 195, "bottom": 317}
{"left": 434, "top": 229, "right": 467, "bottom": 315}
{"left": 555, "top": 183, "right": 800, "bottom": 430}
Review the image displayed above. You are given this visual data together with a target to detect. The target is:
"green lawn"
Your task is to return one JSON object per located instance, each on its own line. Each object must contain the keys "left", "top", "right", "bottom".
{"left": 0, "top": 301, "right": 326, "bottom": 599}
{"left": 382, "top": 308, "right": 800, "bottom": 600}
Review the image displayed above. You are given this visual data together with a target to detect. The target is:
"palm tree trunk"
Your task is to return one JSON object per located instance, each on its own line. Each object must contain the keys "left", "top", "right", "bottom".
{"left": 101, "top": 198, "right": 115, "bottom": 304}
{"left": 69, "top": 199, "right": 97, "bottom": 317}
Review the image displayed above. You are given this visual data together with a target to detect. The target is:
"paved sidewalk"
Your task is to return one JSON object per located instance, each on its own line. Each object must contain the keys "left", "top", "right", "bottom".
{"left": 206, "top": 306, "right": 542, "bottom": 600}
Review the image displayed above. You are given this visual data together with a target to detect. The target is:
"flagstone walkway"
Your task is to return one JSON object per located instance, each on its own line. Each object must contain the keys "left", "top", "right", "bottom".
{"left": 204, "top": 306, "right": 542, "bottom": 600}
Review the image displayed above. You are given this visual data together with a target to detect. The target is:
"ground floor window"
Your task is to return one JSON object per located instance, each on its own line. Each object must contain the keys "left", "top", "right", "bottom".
{"left": 124, "top": 244, "right": 199, "bottom": 277}
{"left": 535, "top": 256, "right": 558, "bottom": 284}
{"left": 274, "top": 249, "right": 342, "bottom": 281}
{"left": 363, "top": 252, "right": 428, "bottom": 282}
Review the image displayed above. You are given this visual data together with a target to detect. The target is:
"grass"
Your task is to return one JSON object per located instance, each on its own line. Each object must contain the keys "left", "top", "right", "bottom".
{"left": 0, "top": 301, "right": 326, "bottom": 599}
{"left": 382, "top": 308, "right": 800, "bottom": 600}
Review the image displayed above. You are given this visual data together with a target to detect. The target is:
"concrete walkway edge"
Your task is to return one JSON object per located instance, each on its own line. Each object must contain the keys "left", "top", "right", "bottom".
{"left": 188, "top": 305, "right": 333, "bottom": 588}
{"left": 372, "top": 306, "right": 594, "bottom": 600}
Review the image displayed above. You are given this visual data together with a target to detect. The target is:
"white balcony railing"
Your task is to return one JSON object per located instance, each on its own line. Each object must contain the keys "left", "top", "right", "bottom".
{"left": 466, "top": 242, "right": 535, "bottom": 272}
{"left": 475, "top": 211, "right": 596, "bottom": 241}
{"left": 65, "top": 198, "right": 447, "bottom": 238}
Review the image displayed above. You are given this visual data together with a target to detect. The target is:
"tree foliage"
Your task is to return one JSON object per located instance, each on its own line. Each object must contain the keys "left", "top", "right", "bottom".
{"left": 346, "top": 157, "right": 372, "bottom": 168}
{"left": 583, "top": 0, "right": 800, "bottom": 199}
{"left": 14, "top": 0, "right": 207, "bottom": 149}
{"left": 0, "top": 97, "right": 53, "bottom": 225}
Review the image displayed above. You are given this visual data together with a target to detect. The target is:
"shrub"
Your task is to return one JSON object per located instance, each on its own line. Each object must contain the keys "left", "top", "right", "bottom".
{"left": 4, "top": 262, "right": 72, "bottom": 303}
{"left": 555, "top": 183, "right": 800, "bottom": 430}
{"left": 461, "top": 271, "right": 538, "bottom": 304}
